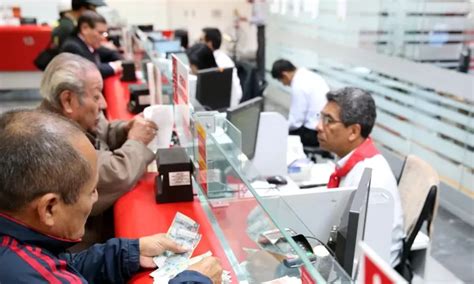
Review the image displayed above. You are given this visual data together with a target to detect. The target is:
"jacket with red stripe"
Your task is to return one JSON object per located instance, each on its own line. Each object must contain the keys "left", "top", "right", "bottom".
{"left": 0, "top": 213, "right": 212, "bottom": 284}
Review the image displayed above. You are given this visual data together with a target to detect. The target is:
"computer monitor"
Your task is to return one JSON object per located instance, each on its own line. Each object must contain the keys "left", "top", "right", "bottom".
{"left": 226, "top": 97, "right": 263, "bottom": 160}
{"left": 148, "top": 34, "right": 181, "bottom": 55}
{"left": 335, "top": 168, "right": 372, "bottom": 278}
{"left": 195, "top": 67, "right": 233, "bottom": 110}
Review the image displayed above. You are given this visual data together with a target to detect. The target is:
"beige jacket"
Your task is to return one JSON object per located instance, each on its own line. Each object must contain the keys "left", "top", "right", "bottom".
{"left": 79, "top": 114, "right": 154, "bottom": 250}
{"left": 39, "top": 102, "right": 155, "bottom": 249}
{"left": 89, "top": 113, "right": 155, "bottom": 216}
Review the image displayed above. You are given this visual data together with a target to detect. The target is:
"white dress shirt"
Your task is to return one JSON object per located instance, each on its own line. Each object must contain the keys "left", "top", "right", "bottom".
{"left": 289, "top": 68, "right": 329, "bottom": 130}
{"left": 213, "top": 49, "right": 243, "bottom": 107}
{"left": 337, "top": 151, "right": 405, "bottom": 266}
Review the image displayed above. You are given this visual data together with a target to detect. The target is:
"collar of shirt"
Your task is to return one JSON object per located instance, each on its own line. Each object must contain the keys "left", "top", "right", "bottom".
{"left": 336, "top": 149, "right": 356, "bottom": 169}
{"left": 0, "top": 212, "right": 80, "bottom": 254}
{"left": 78, "top": 34, "right": 95, "bottom": 53}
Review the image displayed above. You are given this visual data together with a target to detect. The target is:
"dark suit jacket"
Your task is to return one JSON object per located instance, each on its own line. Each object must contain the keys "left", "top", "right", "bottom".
{"left": 60, "top": 35, "right": 121, "bottom": 78}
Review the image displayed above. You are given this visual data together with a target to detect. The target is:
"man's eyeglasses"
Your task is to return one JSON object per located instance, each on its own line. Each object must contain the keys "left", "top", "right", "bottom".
{"left": 319, "top": 113, "right": 344, "bottom": 125}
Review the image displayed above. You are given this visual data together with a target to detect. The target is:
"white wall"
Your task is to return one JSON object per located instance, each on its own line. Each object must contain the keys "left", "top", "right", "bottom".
{"left": 3, "top": 0, "right": 258, "bottom": 55}
{"left": 107, "top": 0, "right": 257, "bottom": 55}
{"left": 2, "top": 0, "right": 60, "bottom": 24}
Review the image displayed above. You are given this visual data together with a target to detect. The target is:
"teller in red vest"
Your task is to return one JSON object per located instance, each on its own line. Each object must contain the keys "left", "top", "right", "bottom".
{"left": 316, "top": 87, "right": 404, "bottom": 267}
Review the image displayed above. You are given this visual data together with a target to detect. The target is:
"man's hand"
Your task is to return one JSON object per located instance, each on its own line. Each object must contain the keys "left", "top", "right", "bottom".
{"left": 127, "top": 116, "right": 158, "bottom": 145}
{"left": 188, "top": 256, "right": 223, "bottom": 284}
{"left": 109, "top": 60, "right": 123, "bottom": 74}
{"left": 138, "top": 234, "right": 188, "bottom": 268}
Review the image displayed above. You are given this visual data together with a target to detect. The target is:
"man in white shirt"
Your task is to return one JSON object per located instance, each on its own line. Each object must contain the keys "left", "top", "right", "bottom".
{"left": 317, "top": 87, "right": 405, "bottom": 267}
{"left": 271, "top": 59, "right": 329, "bottom": 147}
{"left": 201, "top": 27, "right": 243, "bottom": 107}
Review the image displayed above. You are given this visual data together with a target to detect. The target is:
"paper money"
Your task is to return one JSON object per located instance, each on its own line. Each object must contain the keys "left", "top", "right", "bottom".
{"left": 152, "top": 212, "right": 201, "bottom": 279}
{"left": 151, "top": 251, "right": 232, "bottom": 284}
{"left": 150, "top": 213, "right": 232, "bottom": 283}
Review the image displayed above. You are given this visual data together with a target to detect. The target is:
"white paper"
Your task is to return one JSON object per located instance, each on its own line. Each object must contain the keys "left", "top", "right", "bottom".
{"left": 144, "top": 105, "right": 174, "bottom": 151}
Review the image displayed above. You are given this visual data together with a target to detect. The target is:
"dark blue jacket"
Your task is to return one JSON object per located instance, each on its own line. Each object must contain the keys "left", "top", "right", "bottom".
{"left": 0, "top": 213, "right": 211, "bottom": 284}
{"left": 60, "top": 35, "right": 120, "bottom": 79}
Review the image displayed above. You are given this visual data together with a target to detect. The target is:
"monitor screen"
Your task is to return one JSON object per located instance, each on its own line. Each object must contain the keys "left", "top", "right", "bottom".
{"left": 152, "top": 39, "right": 181, "bottom": 55}
{"left": 335, "top": 167, "right": 372, "bottom": 278}
{"left": 226, "top": 97, "right": 264, "bottom": 160}
{"left": 195, "top": 67, "right": 233, "bottom": 110}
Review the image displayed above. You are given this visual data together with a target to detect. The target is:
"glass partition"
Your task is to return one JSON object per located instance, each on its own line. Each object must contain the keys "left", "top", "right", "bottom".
{"left": 131, "top": 28, "right": 353, "bottom": 282}
{"left": 192, "top": 113, "right": 352, "bottom": 283}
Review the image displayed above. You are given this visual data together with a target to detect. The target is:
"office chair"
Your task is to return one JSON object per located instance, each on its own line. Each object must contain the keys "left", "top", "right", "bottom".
{"left": 396, "top": 155, "right": 439, "bottom": 282}
{"left": 236, "top": 60, "right": 266, "bottom": 103}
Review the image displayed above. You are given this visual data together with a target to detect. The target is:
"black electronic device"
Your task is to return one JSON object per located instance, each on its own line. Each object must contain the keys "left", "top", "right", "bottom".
{"left": 121, "top": 60, "right": 137, "bottom": 82}
{"left": 127, "top": 83, "right": 150, "bottom": 114}
{"left": 196, "top": 67, "right": 233, "bottom": 110}
{"left": 226, "top": 97, "right": 263, "bottom": 159}
{"left": 283, "top": 234, "right": 317, "bottom": 268}
{"left": 155, "top": 147, "right": 194, "bottom": 204}
{"left": 266, "top": 175, "right": 288, "bottom": 185}
{"left": 335, "top": 168, "right": 372, "bottom": 278}
{"left": 137, "top": 24, "right": 154, "bottom": 32}
{"left": 20, "top": 17, "right": 37, "bottom": 25}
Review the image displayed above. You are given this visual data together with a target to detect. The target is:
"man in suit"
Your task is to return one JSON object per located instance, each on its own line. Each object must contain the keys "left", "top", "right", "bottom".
{"left": 61, "top": 10, "right": 122, "bottom": 78}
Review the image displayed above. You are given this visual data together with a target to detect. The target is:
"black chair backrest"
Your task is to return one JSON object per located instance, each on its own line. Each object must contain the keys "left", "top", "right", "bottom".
{"left": 404, "top": 185, "right": 437, "bottom": 253}
{"left": 397, "top": 185, "right": 437, "bottom": 282}
{"left": 236, "top": 60, "right": 265, "bottom": 103}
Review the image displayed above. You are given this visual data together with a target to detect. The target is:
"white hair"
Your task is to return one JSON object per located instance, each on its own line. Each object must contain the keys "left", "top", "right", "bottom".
{"left": 40, "top": 53, "right": 98, "bottom": 108}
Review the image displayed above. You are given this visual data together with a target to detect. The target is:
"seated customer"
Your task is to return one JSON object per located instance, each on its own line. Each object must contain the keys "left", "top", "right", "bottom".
{"left": 61, "top": 10, "right": 122, "bottom": 78}
{"left": 187, "top": 43, "right": 240, "bottom": 107}
{"left": 0, "top": 109, "right": 222, "bottom": 284}
{"left": 39, "top": 53, "right": 156, "bottom": 248}
{"left": 201, "top": 27, "right": 243, "bottom": 106}
{"left": 271, "top": 59, "right": 329, "bottom": 147}
{"left": 316, "top": 87, "right": 404, "bottom": 267}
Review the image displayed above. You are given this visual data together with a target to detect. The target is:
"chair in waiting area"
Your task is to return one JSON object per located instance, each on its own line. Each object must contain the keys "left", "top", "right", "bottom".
{"left": 396, "top": 155, "right": 439, "bottom": 282}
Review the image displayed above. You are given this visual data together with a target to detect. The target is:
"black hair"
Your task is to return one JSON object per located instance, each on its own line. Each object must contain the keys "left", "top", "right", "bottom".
{"left": 76, "top": 10, "right": 106, "bottom": 34}
{"left": 202, "top": 27, "right": 222, "bottom": 50}
{"left": 271, "top": 59, "right": 296, "bottom": 79}
{"left": 326, "top": 87, "right": 377, "bottom": 138}
{"left": 186, "top": 43, "right": 218, "bottom": 70}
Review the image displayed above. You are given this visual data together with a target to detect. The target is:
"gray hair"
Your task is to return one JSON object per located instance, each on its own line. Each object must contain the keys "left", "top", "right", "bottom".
{"left": 40, "top": 53, "right": 97, "bottom": 108}
{"left": 0, "top": 109, "right": 92, "bottom": 212}
{"left": 326, "top": 87, "right": 377, "bottom": 138}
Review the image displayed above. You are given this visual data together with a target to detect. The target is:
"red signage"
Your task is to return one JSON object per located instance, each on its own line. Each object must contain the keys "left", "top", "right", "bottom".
{"left": 301, "top": 266, "right": 316, "bottom": 284}
{"left": 360, "top": 242, "right": 406, "bottom": 284}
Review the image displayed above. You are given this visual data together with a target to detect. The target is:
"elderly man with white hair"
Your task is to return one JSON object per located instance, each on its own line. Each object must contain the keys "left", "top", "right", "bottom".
{"left": 38, "top": 52, "right": 157, "bottom": 249}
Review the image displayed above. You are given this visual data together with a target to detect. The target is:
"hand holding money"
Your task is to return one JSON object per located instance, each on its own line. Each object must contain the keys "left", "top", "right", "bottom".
{"left": 188, "top": 256, "right": 223, "bottom": 284}
{"left": 139, "top": 233, "right": 188, "bottom": 268}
